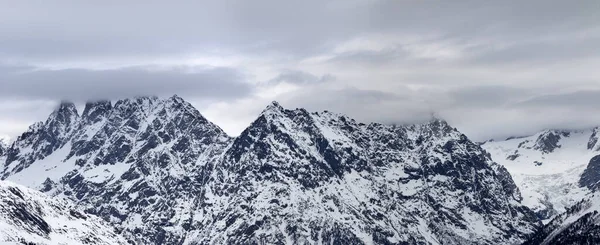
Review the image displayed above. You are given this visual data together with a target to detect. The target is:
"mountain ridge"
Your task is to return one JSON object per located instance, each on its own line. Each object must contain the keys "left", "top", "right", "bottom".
{"left": 1, "top": 95, "right": 540, "bottom": 244}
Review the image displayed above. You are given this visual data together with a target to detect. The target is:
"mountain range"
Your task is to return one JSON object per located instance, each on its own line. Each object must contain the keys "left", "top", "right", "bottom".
{"left": 1, "top": 95, "right": 598, "bottom": 244}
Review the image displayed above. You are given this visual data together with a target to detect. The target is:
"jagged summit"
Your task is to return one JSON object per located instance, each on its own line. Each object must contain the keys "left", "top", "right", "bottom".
{"left": 1, "top": 97, "right": 540, "bottom": 244}
{"left": 259, "top": 100, "right": 286, "bottom": 115}
{"left": 209, "top": 101, "right": 539, "bottom": 244}
{"left": 81, "top": 100, "right": 112, "bottom": 123}
{"left": 48, "top": 100, "right": 79, "bottom": 126}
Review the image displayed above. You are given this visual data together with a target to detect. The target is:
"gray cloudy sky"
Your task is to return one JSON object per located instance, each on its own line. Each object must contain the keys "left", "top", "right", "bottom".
{"left": 1, "top": 0, "right": 599, "bottom": 142}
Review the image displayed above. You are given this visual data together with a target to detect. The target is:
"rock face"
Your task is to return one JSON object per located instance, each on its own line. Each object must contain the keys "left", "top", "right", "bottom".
{"left": 2, "top": 97, "right": 540, "bottom": 244}
{"left": 3, "top": 101, "right": 79, "bottom": 178}
{"left": 0, "top": 180, "right": 127, "bottom": 244}
{"left": 533, "top": 130, "right": 571, "bottom": 154}
{"left": 579, "top": 155, "right": 600, "bottom": 191}
{"left": 0, "top": 140, "right": 6, "bottom": 167}
{"left": 588, "top": 127, "right": 600, "bottom": 151}
{"left": 0, "top": 140, "right": 6, "bottom": 157}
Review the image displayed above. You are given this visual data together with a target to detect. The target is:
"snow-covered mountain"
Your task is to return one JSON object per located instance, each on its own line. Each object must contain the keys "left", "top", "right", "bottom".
{"left": 0, "top": 180, "right": 127, "bottom": 244}
{"left": 1, "top": 96, "right": 541, "bottom": 244}
{"left": 3, "top": 95, "right": 231, "bottom": 244}
{"left": 482, "top": 129, "right": 600, "bottom": 222}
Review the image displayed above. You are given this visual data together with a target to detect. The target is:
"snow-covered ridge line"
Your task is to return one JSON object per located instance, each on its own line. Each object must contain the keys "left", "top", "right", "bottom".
{"left": 1, "top": 96, "right": 540, "bottom": 244}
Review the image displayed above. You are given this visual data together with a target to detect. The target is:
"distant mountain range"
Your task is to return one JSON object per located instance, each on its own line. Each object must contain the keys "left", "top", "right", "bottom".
{"left": 2, "top": 95, "right": 599, "bottom": 244}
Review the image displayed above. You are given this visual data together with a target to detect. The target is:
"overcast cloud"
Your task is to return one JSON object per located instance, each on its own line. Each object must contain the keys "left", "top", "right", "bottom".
{"left": 0, "top": 0, "right": 599, "bottom": 142}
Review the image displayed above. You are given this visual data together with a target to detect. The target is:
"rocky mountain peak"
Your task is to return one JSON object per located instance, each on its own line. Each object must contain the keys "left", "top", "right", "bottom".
{"left": 55, "top": 100, "right": 78, "bottom": 114}
{"left": 533, "top": 129, "right": 571, "bottom": 153}
{"left": 417, "top": 118, "right": 457, "bottom": 139}
{"left": 259, "top": 100, "right": 286, "bottom": 116}
{"left": 1, "top": 97, "right": 541, "bottom": 245}
{"left": 81, "top": 100, "right": 112, "bottom": 124}
{"left": 168, "top": 94, "right": 185, "bottom": 103}
{"left": 2, "top": 101, "right": 82, "bottom": 177}
{"left": 47, "top": 100, "right": 79, "bottom": 132}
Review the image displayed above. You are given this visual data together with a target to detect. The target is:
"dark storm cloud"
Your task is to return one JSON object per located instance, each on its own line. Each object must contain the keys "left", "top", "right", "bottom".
{"left": 0, "top": 65, "right": 252, "bottom": 101}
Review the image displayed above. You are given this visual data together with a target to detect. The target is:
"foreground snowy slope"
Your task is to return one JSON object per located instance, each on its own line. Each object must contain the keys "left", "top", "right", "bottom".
{"left": 483, "top": 129, "right": 600, "bottom": 221}
{"left": 0, "top": 180, "right": 127, "bottom": 244}
{"left": 523, "top": 192, "right": 600, "bottom": 244}
{"left": 523, "top": 155, "right": 600, "bottom": 243}
{"left": 1, "top": 97, "right": 540, "bottom": 244}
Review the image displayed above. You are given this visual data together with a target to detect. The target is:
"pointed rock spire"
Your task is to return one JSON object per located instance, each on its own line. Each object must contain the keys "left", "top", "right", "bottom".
{"left": 261, "top": 101, "right": 286, "bottom": 116}
{"left": 52, "top": 101, "right": 79, "bottom": 118}
{"left": 82, "top": 100, "right": 112, "bottom": 124}
{"left": 46, "top": 100, "right": 79, "bottom": 131}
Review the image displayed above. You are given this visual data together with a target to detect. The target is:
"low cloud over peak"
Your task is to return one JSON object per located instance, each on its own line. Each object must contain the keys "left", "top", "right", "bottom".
{"left": 0, "top": 0, "right": 599, "bottom": 141}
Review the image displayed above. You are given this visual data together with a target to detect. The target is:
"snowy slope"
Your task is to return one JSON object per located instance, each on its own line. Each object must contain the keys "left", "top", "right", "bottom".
{"left": 523, "top": 192, "right": 600, "bottom": 244}
{"left": 1, "top": 98, "right": 541, "bottom": 244}
{"left": 526, "top": 155, "right": 600, "bottom": 243}
{"left": 483, "top": 129, "right": 599, "bottom": 221}
{"left": 0, "top": 180, "right": 127, "bottom": 244}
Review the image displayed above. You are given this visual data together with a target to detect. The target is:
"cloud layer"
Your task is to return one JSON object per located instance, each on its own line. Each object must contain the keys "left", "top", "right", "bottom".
{"left": 0, "top": 0, "right": 599, "bottom": 142}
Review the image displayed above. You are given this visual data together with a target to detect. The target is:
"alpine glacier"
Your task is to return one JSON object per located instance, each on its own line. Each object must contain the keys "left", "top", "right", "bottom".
{"left": 482, "top": 129, "right": 600, "bottom": 222}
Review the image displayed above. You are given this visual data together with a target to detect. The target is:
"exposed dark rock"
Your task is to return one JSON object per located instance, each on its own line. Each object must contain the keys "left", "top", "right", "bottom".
{"left": 533, "top": 130, "right": 570, "bottom": 154}
{"left": 580, "top": 155, "right": 600, "bottom": 191}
